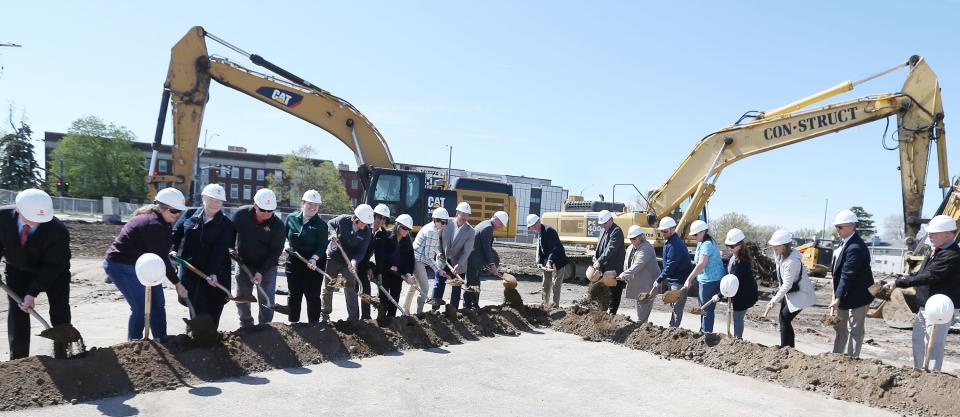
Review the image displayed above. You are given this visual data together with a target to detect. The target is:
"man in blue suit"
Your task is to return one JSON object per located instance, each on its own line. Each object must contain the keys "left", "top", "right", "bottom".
{"left": 829, "top": 209, "right": 874, "bottom": 357}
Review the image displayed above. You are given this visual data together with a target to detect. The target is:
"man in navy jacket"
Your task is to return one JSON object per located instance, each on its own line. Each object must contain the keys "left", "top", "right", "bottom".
{"left": 649, "top": 217, "right": 693, "bottom": 328}
{"left": 829, "top": 209, "right": 874, "bottom": 358}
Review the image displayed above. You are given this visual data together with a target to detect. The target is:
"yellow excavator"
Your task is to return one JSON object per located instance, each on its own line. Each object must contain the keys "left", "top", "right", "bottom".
{"left": 146, "top": 26, "right": 517, "bottom": 236}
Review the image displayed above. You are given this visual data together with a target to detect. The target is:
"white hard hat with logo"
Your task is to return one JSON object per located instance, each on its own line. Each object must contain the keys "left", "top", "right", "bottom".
{"left": 201, "top": 183, "right": 226, "bottom": 201}
{"left": 154, "top": 187, "right": 187, "bottom": 211}
{"left": 396, "top": 214, "right": 414, "bottom": 229}
{"left": 658, "top": 216, "right": 677, "bottom": 230}
{"left": 432, "top": 207, "right": 450, "bottom": 220}
{"left": 627, "top": 225, "right": 644, "bottom": 239}
{"left": 526, "top": 213, "right": 540, "bottom": 229}
{"left": 597, "top": 210, "right": 612, "bottom": 224}
{"left": 355, "top": 204, "right": 375, "bottom": 225}
{"left": 374, "top": 204, "right": 391, "bottom": 218}
{"left": 688, "top": 220, "right": 708, "bottom": 236}
{"left": 925, "top": 294, "right": 955, "bottom": 324}
{"left": 725, "top": 228, "right": 746, "bottom": 245}
{"left": 494, "top": 211, "right": 509, "bottom": 226}
{"left": 301, "top": 189, "right": 322, "bottom": 204}
{"left": 253, "top": 188, "right": 277, "bottom": 211}
{"left": 135, "top": 253, "right": 167, "bottom": 286}
{"left": 927, "top": 215, "right": 957, "bottom": 233}
{"left": 833, "top": 209, "right": 859, "bottom": 226}
{"left": 768, "top": 229, "right": 793, "bottom": 246}
{"left": 456, "top": 202, "right": 472, "bottom": 215}
{"left": 15, "top": 188, "right": 54, "bottom": 223}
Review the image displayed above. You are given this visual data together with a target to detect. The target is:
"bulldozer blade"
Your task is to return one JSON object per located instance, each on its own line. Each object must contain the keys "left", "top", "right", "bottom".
{"left": 867, "top": 301, "right": 886, "bottom": 319}
{"left": 883, "top": 288, "right": 918, "bottom": 329}
{"left": 38, "top": 324, "right": 83, "bottom": 343}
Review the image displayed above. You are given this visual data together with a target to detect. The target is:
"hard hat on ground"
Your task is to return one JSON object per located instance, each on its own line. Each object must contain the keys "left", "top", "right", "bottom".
{"left": 201, "top": 184, "right": 226, "bottom": 201}
{"left": 526, "top": 214, "right": 540, "bottom": 229}
{"left": 154, "top": 188, "right": 187, "bottom": 211}
{"left": 374, "top": 204, "right": 391, "bottom": 218}
{"left": 725, "top": 228, "right": 746, "bottom": 245}
{"left": 494, "top": 211, "right": 509, "bottom": 226}
{"left": 355, "top": 204, "right": 375, "bottom": 225}
{"left": 768, "top": 229, "right": 793, "bottom": 246}
{"left": 927, "top": 215, "right": 957, "bottom": 233}
{"left": 432, "top": 207, "right": 450, "bottom": 220}
{"left": 720, "top": 274, "right": 740, "bottom": 298}
{"left": 627, "top": 225, "right": 644, "bottom": 239}
{"left": 301, "top": 189, "right": 322, "bottom": 204}
{"left": 15, "top": 188, "right": 54, "bottom": 223}
{"left": 597, "top": 210, "right": 612, "bottom": 224}
{"left": 658, "top": 216, "right": 677, "bottom": 230}
{"left": 689, "top": 220, "right": 708, "bottom": 236}
{"left": 456, "top": 202, "right": 472, "bottom": 215}
{"left": 253, "top": 188, "right": 277, "bottom": 211}
{"left": 396, "top": 214, "right": 414, "bottom": 229}
{"left": 833, "top": 209, "right": 859, "bottom": 226}
{"left": 925, "top": 294, "right": 955, "bottom": 325}
{"left": 135, "top": 253, "right": 167, "bottom": 286}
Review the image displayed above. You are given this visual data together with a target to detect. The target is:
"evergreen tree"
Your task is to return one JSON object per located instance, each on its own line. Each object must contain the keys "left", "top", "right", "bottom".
{"left": 0, "top": 116, "right": 42, "bottom": 190}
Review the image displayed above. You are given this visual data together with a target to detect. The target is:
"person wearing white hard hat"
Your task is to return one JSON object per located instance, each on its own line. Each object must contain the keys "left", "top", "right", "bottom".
{"left": 619, "top": 225, "right": 661, "bottom": 323}
{"left": 2, "top": 189, "right": 72, "bottom": 359}
{"left": 430, "top": 202, "right": 476, "bottom": 315}
{"left": 377, "top": 214, "right": 416, "bottom": 322}
{"left": 231, "top": 188, "right": 286, "bottom": 328}
{"left": 324, "top": 204, "right": 375, "bottom": 321}
{"left": 829, "top": 209, "right": 874, "bottom": 358}
{"left": 723, "top": 228, "right": 759, "bottom": 339}
{"left": 649, "top": 216, "right": 694, "bottom": 328}
{"left": 885, "top": 215, "right": 960, "bottom": 370}
{"left": 593, "top": 210, "right": 626, "bottom": 313}
{"left": 172, "top": 183, "right": 236, "bottom": 327}
{"left": 284, "top": 189, "right": 328, "bottom": 323}
{"left": 104, "top": 187, "right": 188, "bottom": 342}
{"left": 763, "top": 230, "right": 817, "bottom": 347}
{"left": 680, "top": 220, "right": 726, "bottom": 333}
{"left": 461, "top": 211, "right": 509, "bottom": 311}
{"left": 407, "top": 207, "right": 450, "bottom": 313}
{"left": 357, "top": 203, "right": 393, "bottom": 320}
{"left": 528, "top": 214, "right": 572, "bottom": 308}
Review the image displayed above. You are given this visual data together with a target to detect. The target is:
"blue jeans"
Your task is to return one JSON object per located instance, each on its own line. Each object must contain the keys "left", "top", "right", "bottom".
{"left": 732, "top": 310, "right": 747, "bottom": 338}
{"left": 104, "top": 259, "right": 167, "bottom": 340}
{"left": 698, "top": 280, "right": 721, "bottom": 333}
{"left": 432, "top": 269, "right": 462, "bottom": 310}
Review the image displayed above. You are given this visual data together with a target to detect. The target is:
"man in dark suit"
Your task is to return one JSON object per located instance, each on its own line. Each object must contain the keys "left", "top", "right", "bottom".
{"left": 829, "top": 209, "right": 874, "bottom": 357}
{"left": 527, "top": 213, "right": 571, "bottom": 308}
{"left": 463, "top": 211, "right": 508, "bottom": 311}
{"left": 593, "top": 210, "right": 626, "bottom": 314}
{"left": 0, "top": 189, "right": 72, "bottom": 360}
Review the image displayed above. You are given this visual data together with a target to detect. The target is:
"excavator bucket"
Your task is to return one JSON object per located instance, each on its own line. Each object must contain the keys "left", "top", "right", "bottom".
{"left": 883, "top": 288, "right": 918, "bottom": 329}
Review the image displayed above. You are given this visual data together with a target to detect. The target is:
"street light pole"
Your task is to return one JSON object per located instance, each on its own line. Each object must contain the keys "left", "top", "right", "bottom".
{"left": 196, "top": 130, "right": 219, "bottom": 200}
{"left": 446, "top": 145, "right": 453, "bottom": 190}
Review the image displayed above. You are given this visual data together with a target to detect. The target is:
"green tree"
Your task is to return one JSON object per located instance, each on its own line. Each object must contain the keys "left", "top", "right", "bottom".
{"left": 849, "top": 206, "right": 875, "bottom": 239}
{"left": 0, "top": 111, "right": 42, "bottom": 190}
{"left": 267, "top": 145, "right": 352, "bottom": 214}
{"left": 49, "top": 116, "right": 147, "bottom": 200}
{"left": 709, "top": 212, "right": 780, "bottom": 246}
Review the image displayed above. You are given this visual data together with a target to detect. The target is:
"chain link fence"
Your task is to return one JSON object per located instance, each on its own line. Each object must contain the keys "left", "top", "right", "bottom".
{"left": 0, "top": 189, "right": 103, "bottom": 220}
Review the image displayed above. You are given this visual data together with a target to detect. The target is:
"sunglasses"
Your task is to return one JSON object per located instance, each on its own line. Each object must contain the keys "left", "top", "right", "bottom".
{"left": 835, "top": 224, "right": 847, "bottom": 230}
{"left": 167, "top": 208, "right": 182, "bottom": 215}
{"left": 434, "top": 219, "right": 448, "bottom": 225}
{"left": 399, "top": 225, "right": 411, "bottom": 232}
{"left": 256, "top": 206, "right": 274, "bottom": 213}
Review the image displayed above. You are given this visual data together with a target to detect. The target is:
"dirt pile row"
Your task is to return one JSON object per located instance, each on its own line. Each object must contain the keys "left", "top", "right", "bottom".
{"left": 65, "top": 221, "right": 122, "bottom": 258}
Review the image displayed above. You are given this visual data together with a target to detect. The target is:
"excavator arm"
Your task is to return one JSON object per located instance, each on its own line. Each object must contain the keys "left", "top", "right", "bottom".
{"left": 147, "top": 26, "right": 395, "bottom": 198}
{"left": 646, "top": 56, "right": 946, "bottom": 241}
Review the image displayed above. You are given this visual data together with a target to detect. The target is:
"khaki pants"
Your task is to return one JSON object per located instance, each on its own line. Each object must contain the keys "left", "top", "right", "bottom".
{"left": 833, "top": 305, "right": 867, "bottom": 357}
{"left": 403, "top": 262, "right": 432, "bottom": 314}
{"left": 542, "top": 264, "right": 574, "bottom": 307}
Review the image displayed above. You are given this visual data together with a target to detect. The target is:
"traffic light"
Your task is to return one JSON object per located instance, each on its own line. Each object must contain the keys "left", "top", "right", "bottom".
{"left": 56, "top": 181, "right": 64, "bottom": 195}
{"left": 55, "top": 181, "right": 69, "bottom": 196}
{"left": 62, "top": 182, "right": 69, "bottom": 196}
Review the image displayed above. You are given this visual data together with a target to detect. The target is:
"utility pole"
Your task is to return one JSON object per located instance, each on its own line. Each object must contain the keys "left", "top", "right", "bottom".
{"left": 446, "top": 145, "right": 453, "bottom": 190}
{"left": 820, "top": 198, "right": 829, "bottom": 241}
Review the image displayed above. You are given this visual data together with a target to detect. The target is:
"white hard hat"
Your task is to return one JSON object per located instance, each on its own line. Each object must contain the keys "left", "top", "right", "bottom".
{"left": 301, "top": 189, "right": 322, "bottom": 204}
{"left": 395, "top": 214, "right": 414, "bottom": 229}
{"left": 373, "top": 203, "right": 391, "bottom": 218}
{"left": 597, "top": 210, "right": 613, "bottom": 224}
{"left": 15, "top": 188, "right": 54, "bottom": 223}
{"left": 154, "top": 187, "right": 187, "bottom": 211}
{"left": 768, "top": 229, "right": 793, "bottom": 246}
{"left": 720, "top": 274, "right": 740, "bottom": 298}
{"left": 927, "top": 215, "right": 957, "bottom": 233}
{"left": 658, "top": 216, "right": 677, "bottom": 230}
{"left": 355, "top": 204, "right": 375, "bottom": 225}
{"left": 253, "top": 188, "right": 277, "bottom": 211}
{"left": 627, "top": 225, "right": 645, "bottom": 239}
{"left": 201, "top": 183, "right": 226, "bottom": 201}
{"left": 456, "top": 202, "right": 472, "bottom": 215}
{"left": 526, "top": 214, "right": 540, "bottom": 229}
{"left": 725, "top": 228, "right": 746, "bottom": 245}
{"left": 688, "top": 220, "right": 708, "bottom": 236}
{"left": 833, "top": 209, "right": 859, "bottom": 226}
{"left": 432, "top": 207, "right": 449, "bottom": 220}
{"left": 494, "top": 211, "right": 509, "bottom": 226}
{"left": 135, "top": 253, "right": 167, "bottom": 286}
{"left": 924, "top": 294, "right": 956, "bottom": 325}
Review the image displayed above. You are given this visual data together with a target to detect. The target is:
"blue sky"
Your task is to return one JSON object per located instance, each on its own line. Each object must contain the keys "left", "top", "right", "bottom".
{"left": 2, "top": 1, "right": 958, "bottom": 235}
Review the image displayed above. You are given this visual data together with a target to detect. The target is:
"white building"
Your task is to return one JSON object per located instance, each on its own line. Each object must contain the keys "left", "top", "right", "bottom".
{"left": 870, "top": 245, "right": 907, "bottom": 275}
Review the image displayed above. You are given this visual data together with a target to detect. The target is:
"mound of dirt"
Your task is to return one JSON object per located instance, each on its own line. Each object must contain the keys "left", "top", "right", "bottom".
{"left": 64, "top": 221, "right": 122, "bottom": 258}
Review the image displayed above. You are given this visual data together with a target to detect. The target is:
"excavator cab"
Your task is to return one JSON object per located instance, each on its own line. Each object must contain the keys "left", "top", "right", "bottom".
{"left": 365, "top": 168, "right": 430, "bottom": 228}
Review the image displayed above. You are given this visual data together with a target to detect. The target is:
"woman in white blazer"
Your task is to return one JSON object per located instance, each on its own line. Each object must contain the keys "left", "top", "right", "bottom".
{"left": 763, "top": 230, "right": 817, "bottom": 347}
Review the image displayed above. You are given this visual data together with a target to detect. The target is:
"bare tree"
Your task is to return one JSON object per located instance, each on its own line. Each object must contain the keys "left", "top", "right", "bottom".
{"left": 882, "top": 214, "right": 905, "bottom": 242}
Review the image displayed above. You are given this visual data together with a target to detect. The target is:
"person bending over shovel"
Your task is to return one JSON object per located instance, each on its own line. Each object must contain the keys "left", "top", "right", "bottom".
{"left": 593, "top": 210, "right": 625, "bottom": 314}
{"left": 0, "top": 189, "right": 73, "bottom": 360}
{"left": 232, "top": 188, "right": 286, "bottom": 328}
{"left": 324, "top": 204, "right": 374, "bottom": 321}
{"left": 464, "top": 211, "right": 508, "bottom": 312}
{"left": 172, "top": 184, "right": 236, "bottom": 327}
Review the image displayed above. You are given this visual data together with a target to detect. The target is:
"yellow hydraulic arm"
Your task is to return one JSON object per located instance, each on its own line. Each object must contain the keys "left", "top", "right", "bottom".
{"left": 148, "top": 26, "right": 395, "bottom": 198}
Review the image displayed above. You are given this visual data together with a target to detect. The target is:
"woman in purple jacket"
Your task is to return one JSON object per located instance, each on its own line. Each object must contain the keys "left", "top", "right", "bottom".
{"left": 103, "top": 188, "right": 188, "bottom": 340}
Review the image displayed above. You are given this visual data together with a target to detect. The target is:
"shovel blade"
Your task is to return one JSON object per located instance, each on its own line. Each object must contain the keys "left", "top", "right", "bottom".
{"left": 184, "top": 315, "right": 218, "bottom": 345}
{"left": 232, "top": 294, "right": 259, "bottom": 304}
{"left": 39, "top": 324, "right": 83, "bottom": 343}
{"left": 268, "top": 303, "right": 291, "bottom": 316}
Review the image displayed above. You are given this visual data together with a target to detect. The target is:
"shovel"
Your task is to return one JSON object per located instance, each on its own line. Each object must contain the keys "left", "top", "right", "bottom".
{"left": 286, "top": 248, "right": 348, "bottom": 289}
{"left": 168, "top": 252, "right": 256, "bottom": 304}
{"left": 331, "top": 239, "right": 408, "bottom": 316}
{"left": 867, "top": 301, "right": 886, "bottom": 319}
{"left": 821, "top": 307, "right": 840, "bottom": 326}
{"left": 0, "top": 281, "right": 84, "bottom": 357}
{"left": 662, "top": 288, "right": 684, "bottom": 304}
{"left": 178, "top": 295, "right": 217, "bottom": 343}
{"left": 441, "top": 259, "right": 467, "bottom": 287}
{"left": 228, "top": 249, "right": 290, "bottom": 315}
{"left": 690, "top": 294, "right": 720, "bottom": 315}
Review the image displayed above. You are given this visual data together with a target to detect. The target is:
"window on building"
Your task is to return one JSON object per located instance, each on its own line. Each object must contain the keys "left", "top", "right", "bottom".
{"left": 351, "top": 179, "right": 359, "bottom": 190}
{"left": 274, "top": 170, "right": 283, "bottom": 181}
{"left": 220, "top": 166, "right": 227, "bottom": 177}
{"left": 230, "top": 184, "right": 239, "bottom": 199}
{"left": 256, "top": 169, "right": 265, "bottom": 181}
{"left": 243, "top": 168, "right": 252, "bottom": 180}
{"left": 351, "top": 198, "right": 358, "bottom": 206}
{"left": 158, "top": 160, "right": 168, "bottom": 173}
{"left": 231, "top": 166, "right": 239, "bottom": 179}
{"left": 243, "top": 185, "right": 252, "bottom": 200}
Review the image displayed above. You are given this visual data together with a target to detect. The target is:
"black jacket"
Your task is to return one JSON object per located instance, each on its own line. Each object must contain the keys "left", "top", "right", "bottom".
{"left": 595, "top": 223, "right": 625, "bottom": 274}
{"left": 367, "top": 228, "right": 392, "bottom": 276}
{"left": 232, "top": 206, "right": 286, "bottom": 276}
{"left": 388, "top": 232, "right": 415, "bottom": 278}
{"left": 0, "top": 207, "right": 71, "bottom": 297}
{"left": 896, "top": 241, "right": 960, "bottom": 307}
{"left": 105, "top": 209, "right": 179, "bottom": 284}
{"left": 728, "top": 256, "right": 759, "bottom": 311}
{"left": 172, "top": 208, "right": 236, "bottom": 287}
{"left": 468, "top": 220, "right": 496, "bottom": 269}
{"left": 536, "top": 224, "right": 569, "bottom": 269}
{"left": 832, "top": 233, "right": 874, "bottom": 309}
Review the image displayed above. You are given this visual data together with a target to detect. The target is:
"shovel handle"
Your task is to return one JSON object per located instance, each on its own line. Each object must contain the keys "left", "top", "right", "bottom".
{"left": 144, "top": 285, "right": 152, "bottom": 339}
{"left": 0, "top": 281, "right": 52, "bottom": 330}
{"left": 924, "top": 323, "right": 938, "bottom": 370}
{"left": 230, "top": 250, "right": 273, "bottom": 308}
{"left": 331, "top": 239, "right": 365, "bottom": 288}
{"left": 170, "top": 252, "right": 235, "bottom": 300}
{"left": 286, "top": 248, "right": 334, "bottom": 280}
